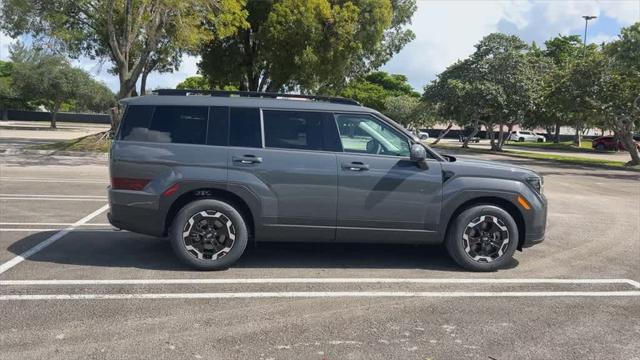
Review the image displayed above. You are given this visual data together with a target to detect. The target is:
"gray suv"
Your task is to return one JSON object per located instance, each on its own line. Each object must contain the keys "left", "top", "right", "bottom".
{"left": 108, "top": 90, "right": 546, "bottom": 272}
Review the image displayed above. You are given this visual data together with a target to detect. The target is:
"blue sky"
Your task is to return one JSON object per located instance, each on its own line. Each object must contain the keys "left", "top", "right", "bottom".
{"left": 1, "top": 0, "right": 638, "bottom": 92}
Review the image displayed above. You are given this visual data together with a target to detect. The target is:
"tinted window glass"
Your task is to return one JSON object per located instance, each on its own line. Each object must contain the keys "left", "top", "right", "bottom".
{"left": 146, "top": 106, "right": 207, "bottom": 144}
{"left": 229, "top": 107, "right": 261, "bottom": 148}
{"left": 264, "top": 110, "right": 333, "bottom": 151}
{"left": 335, "top": 114, "right": 410, "bottom": 157}
{"left": 208, "top": 106, "right": 229, "bottom": 146}
{"left": 119, "top": 105, "right": 154, "bottom": 141}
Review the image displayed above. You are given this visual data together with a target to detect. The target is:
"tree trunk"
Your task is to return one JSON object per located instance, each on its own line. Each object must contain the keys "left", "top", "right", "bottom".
{"left": 496, "top": 123, "right": 507, "bottom": 151}
{"left": 140, "top": 70, "right": 149, "bottom": 96}
{"left": 488, "top": 124, "right": 497, "bottom": 150}
{"left": 431, "top": 122, "right": 453, "bottom": 145}
{"left": 554, "top": 122, "right": 561, "bottom": 143}
{"left": 51, "top": 111, "right": 58, "bottom": 129}
{"left": 573, "top": 125, "right": 581, "bottom": 147}
{"left": 614, "top": 115, "right": 640, "bottom": 166}
{"left": 620, "top": 132, "right": 640, "bottom": 166}
{"left": 109, "top": 106, "right": 122, "bottom": 136}
{"left": 462, "top": 120, "right": 479, "bottom": 148}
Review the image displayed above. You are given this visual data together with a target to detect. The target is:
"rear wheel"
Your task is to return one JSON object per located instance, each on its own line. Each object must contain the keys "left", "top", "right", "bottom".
{"left": 596, "top": 143, "right": 606, "bottom": 152}
{"left": 170, "top": 199, "right": 248, "bottom": 270}
{"left": 445, "top": 205, "right": 519, "bottom": 272}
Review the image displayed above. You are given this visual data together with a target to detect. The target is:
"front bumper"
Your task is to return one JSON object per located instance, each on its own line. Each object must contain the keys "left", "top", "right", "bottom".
{"left": 520, "top": 190, "right": 547, "bottom": 249}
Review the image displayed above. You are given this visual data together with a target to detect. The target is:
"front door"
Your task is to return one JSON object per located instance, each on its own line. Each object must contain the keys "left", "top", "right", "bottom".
{"left": 334, "top": 113, "right": 442, "bottom": 243}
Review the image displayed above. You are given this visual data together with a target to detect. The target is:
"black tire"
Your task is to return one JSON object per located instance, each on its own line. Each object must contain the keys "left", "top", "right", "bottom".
{"left": 537, "top": 138, "right": 544, "bottom": 143}
{"left": 596, "top": 143, "right": 605, "bottom": 152}
{"left": 519, "top": 137, "right": 525, "bottom": 142}
{"left": 170, "top": 199, "right": 248, "bottom": 270}
{"left": 445, "top": 205, "right": 519, "bottom": 272}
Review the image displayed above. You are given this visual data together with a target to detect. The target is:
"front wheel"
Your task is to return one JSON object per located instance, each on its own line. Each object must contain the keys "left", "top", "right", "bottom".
{"left": 445, "top": 205, "right": 519, "bottom": 272}
{"left": 170, "top": 199, "right": 248, "bottom": 270}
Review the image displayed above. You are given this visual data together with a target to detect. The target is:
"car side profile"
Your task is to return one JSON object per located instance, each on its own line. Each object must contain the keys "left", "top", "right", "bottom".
{"left": 508, "top": 130, "right": 546, "bottom": 142}
{"left": 108, "top": 90, "right": 547, "bottom": 272}
{"left": 592, "top": 135, "right": 640, "bottom": 152}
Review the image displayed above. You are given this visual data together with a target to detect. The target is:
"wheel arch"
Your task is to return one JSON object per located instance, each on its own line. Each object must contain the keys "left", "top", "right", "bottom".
{"left": 444, "top": 196, "right": 526, "bottom": 251}
{"left": 163, "top": 187, "right": 256, "bottom": 240}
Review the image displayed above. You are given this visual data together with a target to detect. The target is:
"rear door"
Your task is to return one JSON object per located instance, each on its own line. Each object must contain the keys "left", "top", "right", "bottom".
{"left": 227, "top": 108, "right": 340, "bottom": 242}
{"left": 334, "top": 113, "right": 442, "bottom": 243}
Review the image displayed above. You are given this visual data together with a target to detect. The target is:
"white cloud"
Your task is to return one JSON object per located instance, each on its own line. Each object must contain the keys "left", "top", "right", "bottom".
{"left": 588, "top": 33, "right": 618, "bottom": 45}
{"left": 600, "top": 0, "right": 640, "bottom": 25}
{"left": 383, "top": 0, "right": 639, "bottom": 90}
{"left": 383, "top": 0, "right": 533, "bottom": 89}
{"left": 0, "top": 33, "right": 18, "bottom": 61}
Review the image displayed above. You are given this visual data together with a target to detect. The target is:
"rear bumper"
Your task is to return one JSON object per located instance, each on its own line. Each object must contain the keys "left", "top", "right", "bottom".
{"left": 108, "top": 189, "right": 166, "bottom": 237}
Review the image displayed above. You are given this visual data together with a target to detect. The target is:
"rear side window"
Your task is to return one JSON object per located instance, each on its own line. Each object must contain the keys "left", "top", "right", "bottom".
{"left": 263, "top": 110, "right": 337, "bottom": 151}
{"left": 119, "top": 105, "right": 154, "bottom": 141}
{"left": 229, "top": 107, "right": 261, "bottom": 148}
{"left": 148, "top": 106, "right": 208, "bottom": 144}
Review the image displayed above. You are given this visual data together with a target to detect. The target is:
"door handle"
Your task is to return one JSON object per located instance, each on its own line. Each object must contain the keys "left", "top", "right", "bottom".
{"left": 342, "top": 161, "right": 369, "bottom": 171}
{"left": 232, "top": 155, "right": 263, "bottom": 164}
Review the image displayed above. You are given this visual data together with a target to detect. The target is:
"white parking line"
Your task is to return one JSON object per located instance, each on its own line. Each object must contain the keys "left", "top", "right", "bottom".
{"left": 0, "top": 197, "right": 106, "bottom": 201}
{"left": 0, "top": 228, "right": 116, "bottom": 232}
{"left": 0, "top": 177, "right": 107, "bottom": 184}
{"left": 0, "top": 204, "right": 109, "bottom": 275}
{"left": 1, "top": 291, "right": 639, "bottom": 301}
{"left": 1, "top": 278, "right": 638, "bottom": 288}
{"left": 0, "top": 194, "right": 105, "bottom": 198}
{"left": 0, "top": 223, "right": 111, "bottom": 226}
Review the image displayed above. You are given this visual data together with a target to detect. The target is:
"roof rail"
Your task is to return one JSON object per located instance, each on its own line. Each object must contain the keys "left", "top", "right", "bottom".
{"left": 153, "top": 89, "right": 361, "bottom": 106}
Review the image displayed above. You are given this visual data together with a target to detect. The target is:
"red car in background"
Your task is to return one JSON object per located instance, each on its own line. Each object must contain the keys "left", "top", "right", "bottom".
{"left": 592, "top": 135, "right": 640, "bottom": 151}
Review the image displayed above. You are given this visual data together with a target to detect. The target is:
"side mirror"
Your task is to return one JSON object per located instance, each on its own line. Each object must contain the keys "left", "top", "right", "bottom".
{"left": 410, "top": 143, "right": 428, "bottom": 169}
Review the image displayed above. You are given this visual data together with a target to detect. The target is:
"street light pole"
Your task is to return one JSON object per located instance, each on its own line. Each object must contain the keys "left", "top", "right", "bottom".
{"left": 582, "top": 15, "right": 597, "bottom": 57}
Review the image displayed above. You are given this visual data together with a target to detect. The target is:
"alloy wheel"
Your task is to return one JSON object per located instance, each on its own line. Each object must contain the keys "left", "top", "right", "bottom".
{"left": 462, "top": 215, "right": 510, "bottom": 263}
{"left": 182, "top": 210, "right": 236, "bottom": 260}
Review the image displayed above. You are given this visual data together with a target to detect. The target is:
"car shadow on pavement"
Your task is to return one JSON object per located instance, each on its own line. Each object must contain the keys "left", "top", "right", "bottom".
{"left": 7, "top": 230, "right": 518, "bottom": 272}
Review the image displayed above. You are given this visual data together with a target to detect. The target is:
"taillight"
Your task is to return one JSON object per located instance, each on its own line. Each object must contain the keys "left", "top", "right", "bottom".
{"left": 111, "top": 177, "right": 150, "bottom": 191}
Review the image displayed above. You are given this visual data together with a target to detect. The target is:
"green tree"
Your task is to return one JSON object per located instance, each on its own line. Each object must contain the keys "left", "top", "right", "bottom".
{"left": 0, "top": 60, "right": 32, "bottom": 120}
{"left": 1, "top": 0, "right": 248, "bottom": 99}
{"left": 382, "top": 94, "right": 432, "bottom": 130}
{"left": 10, "top": 47, "right": 115, "bottom": 128}
{"left": 340, "top": 71, "right": 419, "bottom": 111}
{"left": 199, "top": 0, "right": 416, "bottom": 92}
{"left": 599, "top": 23, "right": 640, "bottom": 165}
{"left": 177, "top": 76, "right": 211, "bottom": 91}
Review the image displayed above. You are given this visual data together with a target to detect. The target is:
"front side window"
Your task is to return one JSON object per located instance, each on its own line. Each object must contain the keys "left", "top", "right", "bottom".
{"left": 263, "top": 110, "right": 337, "bottom": 151}
{"left": 335, "top": 114, "right": 410, "bottom": 157}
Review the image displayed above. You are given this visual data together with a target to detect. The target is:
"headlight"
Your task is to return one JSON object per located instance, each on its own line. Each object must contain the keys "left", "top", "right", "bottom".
{"left": 526, "top": 176, "right": 543, "bottom": 194}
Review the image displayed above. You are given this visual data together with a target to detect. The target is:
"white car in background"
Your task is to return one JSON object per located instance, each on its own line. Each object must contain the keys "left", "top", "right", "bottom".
{"left": 508, "top": 130, "right": 546, "bottom": 142}
{"left": 418, "top": 131, "right": 429, "bottom": 140}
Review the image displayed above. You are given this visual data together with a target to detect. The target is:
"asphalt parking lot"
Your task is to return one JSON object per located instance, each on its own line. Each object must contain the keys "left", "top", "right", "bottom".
{"left": 0, "top": 143, "right": 639, "bottom": 359}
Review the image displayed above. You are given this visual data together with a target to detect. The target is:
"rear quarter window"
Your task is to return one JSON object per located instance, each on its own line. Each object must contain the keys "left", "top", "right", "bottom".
{"left": 119, "top": 105, "right": 208, "bottom": 144}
